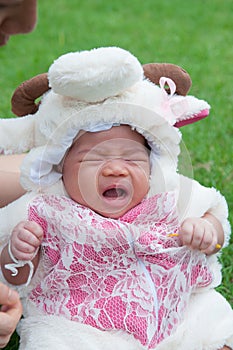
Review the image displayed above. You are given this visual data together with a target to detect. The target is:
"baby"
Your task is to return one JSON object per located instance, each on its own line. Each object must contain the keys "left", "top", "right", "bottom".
{"left": 0, "top": 47, "right": 232, "bottom": 350}
{"left": 0, "top": 125, "right": 229, "bottom": 349}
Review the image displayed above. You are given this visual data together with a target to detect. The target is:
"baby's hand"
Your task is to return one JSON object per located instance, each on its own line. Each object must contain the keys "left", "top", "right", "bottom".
{"left": 179, "top": 217, "right": 219, "bottom": 255}
{"left": 10, "top": 221, "right": 44, "bottom": 261}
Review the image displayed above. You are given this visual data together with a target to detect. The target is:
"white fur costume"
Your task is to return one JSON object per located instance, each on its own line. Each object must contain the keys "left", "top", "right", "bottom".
{"left": 0, "top": 47, "right": 232, "bottom": 349}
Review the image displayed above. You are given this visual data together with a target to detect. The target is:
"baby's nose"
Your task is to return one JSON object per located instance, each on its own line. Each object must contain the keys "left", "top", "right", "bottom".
{"left": 102, "top": 159, "right": 129, "bottom": 177}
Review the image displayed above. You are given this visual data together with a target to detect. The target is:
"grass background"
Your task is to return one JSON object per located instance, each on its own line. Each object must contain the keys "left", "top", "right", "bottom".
{"left": 0, "top": 0, "right": 232, "bottom": 348}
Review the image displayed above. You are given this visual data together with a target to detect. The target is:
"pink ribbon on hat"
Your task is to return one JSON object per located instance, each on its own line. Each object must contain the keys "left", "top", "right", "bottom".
{"left": 159, "top": 77, "right": 177, "bottom": 125}
{"left": 159, "top": 77, "right": 210, "bottom": 128}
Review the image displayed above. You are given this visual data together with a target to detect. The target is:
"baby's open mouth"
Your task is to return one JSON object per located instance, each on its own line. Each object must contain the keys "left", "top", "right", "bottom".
{"left": 103, "top": 188, "right": 127, "bottom": 199}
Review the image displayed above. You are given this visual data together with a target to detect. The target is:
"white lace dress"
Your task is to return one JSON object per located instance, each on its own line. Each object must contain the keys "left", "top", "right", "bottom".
{"left": 26, "top": 191, "right": 212, "bottom": 349}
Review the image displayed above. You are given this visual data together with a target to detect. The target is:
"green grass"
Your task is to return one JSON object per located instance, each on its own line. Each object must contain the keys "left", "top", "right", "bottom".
{"left": 1, "top": 0, "right": 232, "bottom": 348}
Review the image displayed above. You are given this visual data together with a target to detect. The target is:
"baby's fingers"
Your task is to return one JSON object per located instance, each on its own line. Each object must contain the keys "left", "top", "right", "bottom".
{"left": 178, "top": 220, "right": 194, "bottom": 246}
{"left": 23, "top": 221, "right": 44, "bottom": 240}
{"left": 198, "top": 219, "right": 219, "bottom": 255}
{"left": 11, "top": 239, "right": 38, "bottom": 261}
{"left": 11, "top": 221, "right": 43, "bottom": 260}
{"left": 200, "top": 233, "right": 219, "bottom": 255}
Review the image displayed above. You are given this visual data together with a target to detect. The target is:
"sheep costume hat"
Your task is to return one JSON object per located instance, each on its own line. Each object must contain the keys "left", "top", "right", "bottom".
{"left": 0, "top": 47, "right": 233, "bottom": 350}
{"left": 1, "top": 46, "right": 209, "bottom": 196}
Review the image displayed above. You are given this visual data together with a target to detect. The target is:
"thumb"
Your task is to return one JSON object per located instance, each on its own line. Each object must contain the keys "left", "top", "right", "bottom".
{"left": 0, "top": 283, "right": 20, "bottom": 306}
{"left": 0, "top": 288, "right": 22, "bottom": 317}
{"left": 7, "top": 289, "right": 20, "bottom": 305}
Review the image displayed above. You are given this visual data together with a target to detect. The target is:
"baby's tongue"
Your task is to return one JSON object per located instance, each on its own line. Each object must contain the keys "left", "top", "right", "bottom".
{"left": 103, "top": 188, "right": 125, "bottom": 198}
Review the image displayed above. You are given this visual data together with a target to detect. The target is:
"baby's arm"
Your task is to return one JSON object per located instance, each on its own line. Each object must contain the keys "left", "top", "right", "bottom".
{"left": 179, "top": 212, "right": 224, "bottom": 255}
{"left": 0, "top": 221, "right": 43, "bottom": 285}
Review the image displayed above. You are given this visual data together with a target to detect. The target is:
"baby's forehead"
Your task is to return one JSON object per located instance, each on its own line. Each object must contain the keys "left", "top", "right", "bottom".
{"left": 73, "top": 125, "right": 147, "bottom": 151}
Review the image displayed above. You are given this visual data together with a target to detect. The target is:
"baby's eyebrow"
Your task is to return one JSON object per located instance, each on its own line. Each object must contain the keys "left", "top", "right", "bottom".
{"left": 75, "top": 144, "right": 149, "bottom": 158}
{"left": 76, "top": 149, "right": 93, "bottom": 155}
{"left": 122, "top": 146, "right": 150, "bottom": 155}
{"left": 74, "top": 148, "right": 106, "bottom": 160}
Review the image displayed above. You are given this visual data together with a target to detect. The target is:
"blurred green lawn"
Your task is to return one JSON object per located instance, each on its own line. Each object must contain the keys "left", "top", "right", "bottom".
{"left": 1, "top": 0, "right": 232, "bottom": 349}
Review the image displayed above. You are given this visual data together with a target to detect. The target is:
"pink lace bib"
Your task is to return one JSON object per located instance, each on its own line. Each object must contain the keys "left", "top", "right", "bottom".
{"left": 28, "top": 192, "right": 212, "bottom": 348}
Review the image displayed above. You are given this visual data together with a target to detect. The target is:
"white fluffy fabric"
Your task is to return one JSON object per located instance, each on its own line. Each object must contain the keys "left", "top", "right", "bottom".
{"left": 17, "top": 314, "right": 144, "bottom": 350}
{"left": 0, "top": 115, "right": 35, "bottom": 154}
{"left": 49, "top": 47, "right": 144, "bottom": 102}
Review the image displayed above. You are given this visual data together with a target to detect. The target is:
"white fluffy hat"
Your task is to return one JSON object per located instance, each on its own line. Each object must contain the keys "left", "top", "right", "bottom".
{"left": 0, "top": 47, "right": 210, "bottom": 196}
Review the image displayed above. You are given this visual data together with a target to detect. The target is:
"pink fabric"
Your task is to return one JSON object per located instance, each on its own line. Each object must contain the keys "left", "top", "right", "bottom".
{"left": 28, "top": 192, "right": 212, "bottom": 348}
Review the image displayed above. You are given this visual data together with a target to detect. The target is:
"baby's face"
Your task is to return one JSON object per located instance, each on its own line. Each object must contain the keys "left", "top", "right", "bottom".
{"left": 63, "top": 125, "right": 150, "bottom": 219}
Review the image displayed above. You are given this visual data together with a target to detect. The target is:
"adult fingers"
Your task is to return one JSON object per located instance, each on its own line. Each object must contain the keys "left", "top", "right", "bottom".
{"left": 0, "top": 284, "right": 19, "bottom": 306}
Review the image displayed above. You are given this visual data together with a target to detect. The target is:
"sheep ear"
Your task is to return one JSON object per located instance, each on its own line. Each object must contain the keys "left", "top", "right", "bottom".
{"left": 170, "top": 95, "right": 210, "bottom": 128}
{"left": 174, "top": 108, "right": 209, "bottom": 127}
{"left": 156, "top": 76, "right": 211, "bottom": 128}
{"left": 0, "top": 114, "right": 35, "bottom": 154}
{"left": 11, "top": 73, "right": 49, "bottom": 117}
{"left": 143, "top": 63, "right": 192, "bottom": 96}
{"left": 0, "top": 73, "right": 49, "bottom": 154}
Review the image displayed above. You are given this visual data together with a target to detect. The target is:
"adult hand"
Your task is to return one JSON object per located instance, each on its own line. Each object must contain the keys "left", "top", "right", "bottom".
{"left": 0, "top": 283, "right": 22, "bottom": 348}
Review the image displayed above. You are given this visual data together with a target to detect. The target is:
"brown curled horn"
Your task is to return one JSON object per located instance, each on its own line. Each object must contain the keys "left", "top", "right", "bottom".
{"left": 143, "top": 63, "right": 192, "bottom": 96}
{"left": 11, "top": 73, "right": 50, "bottom": 117}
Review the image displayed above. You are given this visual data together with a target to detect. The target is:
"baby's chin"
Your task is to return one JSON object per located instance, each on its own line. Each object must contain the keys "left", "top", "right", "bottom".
{"left": 95, "top": 210, "right": 126, "bottom": 220}
{"left": 93, "top": 203, "right": 136, "bottom": 219}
